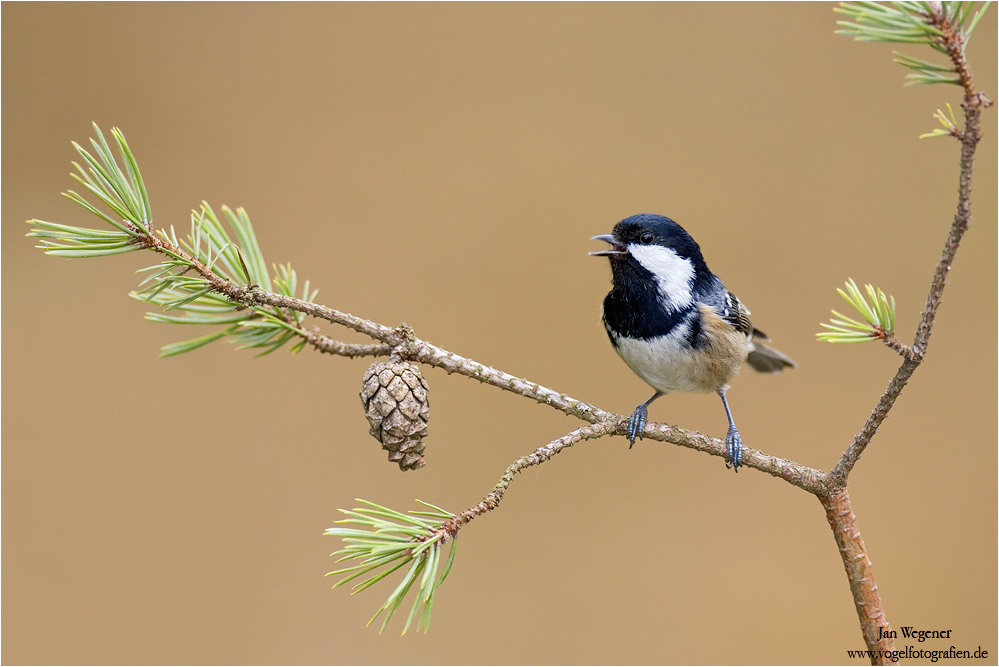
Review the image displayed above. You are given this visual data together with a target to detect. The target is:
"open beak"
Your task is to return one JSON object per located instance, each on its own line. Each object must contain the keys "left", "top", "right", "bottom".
{"left": 589, "top": 234, "right": 627, "bottom": 256}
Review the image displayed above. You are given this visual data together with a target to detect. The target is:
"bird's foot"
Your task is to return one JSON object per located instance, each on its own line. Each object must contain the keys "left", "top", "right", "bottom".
{"left": 627, "top": 405, "right": 648, "bottom": 448}
{"left": 724, "top": 426, "right": 743, "bottom": 472}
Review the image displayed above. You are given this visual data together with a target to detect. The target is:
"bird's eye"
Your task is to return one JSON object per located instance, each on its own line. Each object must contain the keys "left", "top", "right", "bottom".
{"left": 639, "top": 231, "right": 654, "bottom": 244}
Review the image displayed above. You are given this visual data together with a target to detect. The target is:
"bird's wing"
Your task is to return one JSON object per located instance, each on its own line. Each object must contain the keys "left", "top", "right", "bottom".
{"left": 722, "top": 291, "right": 754, "bottom": 338}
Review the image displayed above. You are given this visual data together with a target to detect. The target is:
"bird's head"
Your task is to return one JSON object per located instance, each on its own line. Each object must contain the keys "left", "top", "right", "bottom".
{"left": 591, "top": 214, "right": 711, "bottom": 304}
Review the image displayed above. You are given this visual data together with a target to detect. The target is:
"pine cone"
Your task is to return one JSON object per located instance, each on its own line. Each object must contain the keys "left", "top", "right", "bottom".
{"left": 360, "top": 361, "right": 430, "bottom": 471}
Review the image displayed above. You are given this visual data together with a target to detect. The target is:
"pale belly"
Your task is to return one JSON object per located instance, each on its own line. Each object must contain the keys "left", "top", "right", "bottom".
{"left": 612, "top": 330, "right": 748, "bottom": 394}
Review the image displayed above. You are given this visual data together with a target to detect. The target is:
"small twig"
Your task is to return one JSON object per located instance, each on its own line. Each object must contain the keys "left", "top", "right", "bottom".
{"left": 876, "top": 331, "right": 912, "bottom": 359}
{"left": 303, "top": 328, "right": 393, "bottom": 358}
{"left": 443, "top": 423, "right": 615, "bottom": 535}
{"left": 443, "top": 417, "right": 828, "bottom": 538}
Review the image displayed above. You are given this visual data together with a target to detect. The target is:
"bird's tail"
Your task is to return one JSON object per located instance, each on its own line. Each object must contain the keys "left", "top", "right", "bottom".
{"left": 746, "top": 341, "right": 797, "bottom": 373}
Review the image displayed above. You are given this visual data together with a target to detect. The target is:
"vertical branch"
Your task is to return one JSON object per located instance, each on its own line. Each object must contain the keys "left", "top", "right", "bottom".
{"left": 821, "top": 489, "right": 894, "bottom": 665}
{"left": 911, "top": 95, "right": 988, "bottom": 358}
{"left": 827, "top": 5, "right": 990, "bottom": 490}
{"left": 910, "top": 1, "right": 990, "bottom": 359}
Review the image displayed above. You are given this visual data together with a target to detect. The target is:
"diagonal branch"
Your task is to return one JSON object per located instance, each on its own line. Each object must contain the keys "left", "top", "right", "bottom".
{"left": 133, "top": 221, "right": 830, "bottom": 495}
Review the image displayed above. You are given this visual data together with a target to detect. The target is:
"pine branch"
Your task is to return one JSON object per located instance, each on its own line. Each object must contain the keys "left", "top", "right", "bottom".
{"left": 817, "top": 279, "right": 905, "bottom": 354}
{"left": 325, "top": 499, "right": 458, "bottom": 635}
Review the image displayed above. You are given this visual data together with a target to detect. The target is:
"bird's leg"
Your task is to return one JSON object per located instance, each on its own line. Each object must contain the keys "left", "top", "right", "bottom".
{"left": 717, "top": 388, "right": 742, "bottom": 472}
{"left": 628, "top": 391, "right": 664, "bottom": 448}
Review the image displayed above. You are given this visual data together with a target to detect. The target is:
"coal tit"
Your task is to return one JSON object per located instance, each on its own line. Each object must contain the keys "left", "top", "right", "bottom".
{"left": 591, "top": 213, "right": 795, "bottom": 471}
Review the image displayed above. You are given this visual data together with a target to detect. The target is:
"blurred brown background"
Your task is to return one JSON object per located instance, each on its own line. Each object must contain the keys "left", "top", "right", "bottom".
{"left": 3, "top": 3, "right": 996, "bottom": 664}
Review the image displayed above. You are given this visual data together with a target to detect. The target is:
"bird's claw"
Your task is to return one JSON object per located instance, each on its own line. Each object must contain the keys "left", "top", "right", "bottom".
{"left": 724, "top": 426, "right": 743, "bottom": 472}
{"left": 627, "top": 405, "right": 648, "bottom": 448}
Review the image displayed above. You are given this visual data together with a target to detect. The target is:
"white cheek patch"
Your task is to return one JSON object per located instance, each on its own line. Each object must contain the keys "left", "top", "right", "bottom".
{"left": 628, "top": 244, "right": 695, "bottom": 311}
